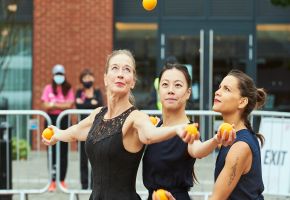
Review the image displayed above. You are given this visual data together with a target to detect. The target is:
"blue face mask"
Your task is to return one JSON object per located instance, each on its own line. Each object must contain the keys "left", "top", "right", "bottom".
{"left": 54, "top": 75, "right": 65, "bottom": 85}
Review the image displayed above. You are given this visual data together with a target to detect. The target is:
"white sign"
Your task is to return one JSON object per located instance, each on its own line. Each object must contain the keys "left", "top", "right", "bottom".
{"left": 260, "top": 117, "right": 290, "bottom": 195}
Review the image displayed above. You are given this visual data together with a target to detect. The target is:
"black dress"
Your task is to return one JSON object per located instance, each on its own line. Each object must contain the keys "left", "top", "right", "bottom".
{"left": 85, "top": 106, "right": 144, "bottom": 200}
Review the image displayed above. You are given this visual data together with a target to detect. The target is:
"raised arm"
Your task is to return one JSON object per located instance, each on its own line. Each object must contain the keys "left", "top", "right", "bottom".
{"left": 188, "top": 128, "right": 236, "bottom": 159}
{"left": 131, "top": 110, "right": 195, "bottom": 144}
{"left": 209, "top": 142, "right": 252, "bottom": 200}
{"left": 42, "top": 107, "right": 102, "bottom": 145}
{"left": 188, "top": 138, "right": 219, "bottom": 159}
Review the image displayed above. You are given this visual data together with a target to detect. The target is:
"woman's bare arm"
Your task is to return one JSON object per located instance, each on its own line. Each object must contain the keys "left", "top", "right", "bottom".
{"left": 209, "top": 142, "right": 252, "bottom": 200}
{"left": 42, "top": 107, "right": 102, "bottom": 145}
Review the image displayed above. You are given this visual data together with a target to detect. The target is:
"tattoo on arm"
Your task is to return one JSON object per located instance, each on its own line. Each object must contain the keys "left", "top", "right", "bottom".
{"left": 228, "top": 157, "right": 239, "bottom": 186}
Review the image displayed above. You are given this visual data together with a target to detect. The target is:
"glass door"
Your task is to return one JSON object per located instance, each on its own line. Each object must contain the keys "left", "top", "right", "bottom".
{"left": 208, "top": 30, "right": 250, "bottom": 109}
{"left": 163, "top": 30, "right": 204, "bottom": 110}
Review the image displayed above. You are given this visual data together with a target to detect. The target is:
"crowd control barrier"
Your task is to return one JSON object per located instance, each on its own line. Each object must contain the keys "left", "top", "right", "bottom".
{"left": 0, "top": 110, "right": 52, "bottom": 200}
{"left": 31, "top": 109, "right": 290, "bottom": 200}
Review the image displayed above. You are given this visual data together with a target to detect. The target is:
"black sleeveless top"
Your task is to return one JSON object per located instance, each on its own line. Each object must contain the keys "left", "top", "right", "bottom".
{"left": 85, "top": 106, "right": 144, "bottom": 200}
{"left": 142, "top": 120, "right": 196, "bottom": 199}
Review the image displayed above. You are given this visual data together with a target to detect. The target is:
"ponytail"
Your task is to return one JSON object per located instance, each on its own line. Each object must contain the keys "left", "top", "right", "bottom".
{"left": 244, "top": 119, "right": 265, "bottom": 147}
{"left": 256, "top": 88, "right": 267, "bottom": 109}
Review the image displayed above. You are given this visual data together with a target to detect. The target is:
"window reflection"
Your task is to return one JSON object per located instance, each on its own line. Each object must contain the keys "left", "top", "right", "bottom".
{"left": 257, "top": 24, "right": 290, "bottom": 111}
{"left": 166, "top": 35, "right": 200, "bottom": 109}
{"left": 213, "top": 35, "right": 247, "bottom": 93}
{"left": 115, "top": 23, "right": 158, "bottom": 109}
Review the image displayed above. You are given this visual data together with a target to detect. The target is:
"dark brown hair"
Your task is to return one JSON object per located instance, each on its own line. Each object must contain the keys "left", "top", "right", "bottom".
{"left": 79, "top": 68, "right": 94, "bottom": 83}
{"left": 227, "top": 69, "right": 267, "bottom": 146}
{"left": 158, "top": 63, "right": 192, "bottom": 89}
{"left": 51, "top": 76, "right": 72, "bottom": 97}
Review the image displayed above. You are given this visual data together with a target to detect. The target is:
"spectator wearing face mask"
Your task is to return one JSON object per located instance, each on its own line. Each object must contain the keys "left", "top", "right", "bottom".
{"left": 41, "top": 64, "right": 75, "bottom": 192}
{"left": 75, "top": 68, "right": 104, "bottom": 189}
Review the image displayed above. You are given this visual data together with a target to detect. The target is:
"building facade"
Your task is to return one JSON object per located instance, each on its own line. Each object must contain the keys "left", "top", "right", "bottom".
{"left": 0, "top": 0, "right": 290, "bottom": 113}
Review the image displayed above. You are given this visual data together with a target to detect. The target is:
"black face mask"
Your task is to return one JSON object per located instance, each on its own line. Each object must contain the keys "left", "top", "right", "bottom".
{"left": 83, "top": 81, "right": 93, "bottom": 89}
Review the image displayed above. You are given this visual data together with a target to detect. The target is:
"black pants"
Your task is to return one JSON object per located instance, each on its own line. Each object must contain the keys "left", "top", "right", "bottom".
{"left": 80, "top": 141, "right": 92, "bottom": 189}
{"left": 46, "top": 114, "right": 69, "bottom": 181}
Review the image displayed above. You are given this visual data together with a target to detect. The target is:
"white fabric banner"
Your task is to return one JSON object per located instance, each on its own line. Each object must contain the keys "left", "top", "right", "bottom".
{"left": 260, "top": 117, "right": 290, "bottom": 195}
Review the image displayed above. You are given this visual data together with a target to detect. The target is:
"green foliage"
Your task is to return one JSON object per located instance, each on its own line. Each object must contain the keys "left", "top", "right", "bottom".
{"left": 11, "top": 138, "right": 30, "bottom": 160}
{"left": 271, "top": 0, "right": 290, "bottom": 7}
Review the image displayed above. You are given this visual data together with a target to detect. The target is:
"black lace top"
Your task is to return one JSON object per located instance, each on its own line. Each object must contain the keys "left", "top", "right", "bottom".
{"left": 85, "top": 106, "right": 144, "bottom": 200}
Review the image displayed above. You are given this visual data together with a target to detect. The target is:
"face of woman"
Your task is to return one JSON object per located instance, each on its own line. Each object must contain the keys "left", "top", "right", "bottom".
{"left": 159, "top": 69, "right": 191, "bottom": 110}
{"left": 104, "top": 54, "right": 135, "bottom": 95}
{"left": 213, "top": 75, "right": 246, "bottom": 114}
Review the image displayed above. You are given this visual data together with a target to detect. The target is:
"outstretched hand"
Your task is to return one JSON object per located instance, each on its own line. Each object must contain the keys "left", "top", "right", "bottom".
{"left": 176, "top": 123, "right": 200, "bottom": 144}
{"left": 42, "top": 125, "right": 59, "bottom": 146}
{"left": 214, "top": 124, "right": 236, "bottom": 147}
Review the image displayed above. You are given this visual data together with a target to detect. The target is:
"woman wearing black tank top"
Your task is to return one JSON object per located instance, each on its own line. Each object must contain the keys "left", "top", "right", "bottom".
{"left": 145, "top": 64, "right": 236, "bottom": 200}
{"left": 42, "top": 50, "right": 198, "bottom": 200}
{"left": 210, "top": 70, "right": 266, "bottom": 200}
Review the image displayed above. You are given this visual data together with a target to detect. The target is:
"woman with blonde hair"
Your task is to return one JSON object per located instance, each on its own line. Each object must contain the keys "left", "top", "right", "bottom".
{"left": 42, "top": 50, "right": 197, "bottom": 200}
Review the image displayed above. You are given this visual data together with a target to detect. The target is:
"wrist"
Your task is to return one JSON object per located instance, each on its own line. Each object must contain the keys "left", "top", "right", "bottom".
{"left": 212, "top": 135, "right": 219, "bottom": 146}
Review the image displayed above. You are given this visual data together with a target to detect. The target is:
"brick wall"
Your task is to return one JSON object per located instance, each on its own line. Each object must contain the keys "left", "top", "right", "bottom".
{"left": 33, "top": 0, "right": 113, "bottom": 149}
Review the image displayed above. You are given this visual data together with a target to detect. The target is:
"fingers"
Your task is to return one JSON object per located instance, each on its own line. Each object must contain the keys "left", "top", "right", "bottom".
{"left": 165, "top": 191, "right": 176, "bottom": 200}
{"left": 181, "top": 130, "right": 199, "bottom": 144}
{"left": 42, "top": 137, "right": 51, "bottom": 146}
{"left": 153, "top": 190, "right": 175, "bottom": 200}
{"left": 216, "top": 127, "right": 236, "bottom": 147}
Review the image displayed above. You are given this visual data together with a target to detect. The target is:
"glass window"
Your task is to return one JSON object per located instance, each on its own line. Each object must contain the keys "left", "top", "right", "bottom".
{"left": 166, "top": 35, "right": 201, "bottom": 109}
{"left": 0, "top": 24, "right": 32, "bottom": 110}
{"left": 213, "top": 35, "right": 247, "bottom": 92}
{"left": 115, "top": 23, "right": 158, "bottom": 109}
{"left": 257, "top": 24, "right": 290, "bottom": 111}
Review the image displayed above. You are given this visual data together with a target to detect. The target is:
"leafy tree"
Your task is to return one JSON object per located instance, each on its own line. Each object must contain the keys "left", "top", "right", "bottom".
{"left": 271, "top": 0, "right": 290, "bottom": 7}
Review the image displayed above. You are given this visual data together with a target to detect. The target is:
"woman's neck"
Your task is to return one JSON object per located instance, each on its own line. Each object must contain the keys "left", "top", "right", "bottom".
{"left": 105, "top": 93, "right": 132, "bottom": 119}
{"left": 162, "top": 108, "right": 189, "bottom": 126}
{"left": 222, "top": 112, "right": 246, "bottom": 131}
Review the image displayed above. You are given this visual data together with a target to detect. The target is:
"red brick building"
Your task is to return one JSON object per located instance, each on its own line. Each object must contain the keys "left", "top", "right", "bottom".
{"left": 33, "top": 0, "right": 113, "bottom": 110}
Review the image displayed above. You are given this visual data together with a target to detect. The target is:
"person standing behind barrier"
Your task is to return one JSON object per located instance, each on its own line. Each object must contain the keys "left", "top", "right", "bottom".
{"left": 209, "top": 69, "right": 266, "bottom": 200}
{"left": 42, "top": 49, "right": 198, "bottom": 200}
{"left": 41, "top": 64, "right": 74, "bottom": 192}
{"left": 75, "top": 68, "right": 104, "bottom": 189}
{"left": 143, "top": 63, "right": 235, "bottom": 200}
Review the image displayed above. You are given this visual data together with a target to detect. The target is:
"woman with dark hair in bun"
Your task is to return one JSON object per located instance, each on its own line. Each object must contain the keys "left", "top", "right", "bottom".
{"left": 210, "top": 69, "right": 266, "bottom": 200}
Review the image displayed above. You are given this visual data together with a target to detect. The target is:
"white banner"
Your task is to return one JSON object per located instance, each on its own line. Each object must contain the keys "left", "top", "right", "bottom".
{"left": 260, "top": 117, "right": 290, "bottom": 195}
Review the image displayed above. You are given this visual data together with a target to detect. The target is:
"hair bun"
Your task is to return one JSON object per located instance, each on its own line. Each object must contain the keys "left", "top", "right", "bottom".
{"left": 256, "top": 88, "right": 267, "bottom": 109}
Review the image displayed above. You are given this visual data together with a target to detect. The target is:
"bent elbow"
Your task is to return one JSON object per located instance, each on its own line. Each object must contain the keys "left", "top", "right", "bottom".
{"left": 190, "top": 151, "right": 204, "bottom": 159}
{"left": 140, "top": 135, "right": 154, "bottom": 145}
{"left": 142, "top": 138, "right": 153, "bottom": 145}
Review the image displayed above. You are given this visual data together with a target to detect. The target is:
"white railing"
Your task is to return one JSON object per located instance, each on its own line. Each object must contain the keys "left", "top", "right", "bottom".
{"left": 1, "top": 109, "right": 289, "bottom": 199}
{"left": 0, "top": 110, "right": 52, "bottom": 200}
{"left": 56, "top": 109, "right": 290, "bottom": 200}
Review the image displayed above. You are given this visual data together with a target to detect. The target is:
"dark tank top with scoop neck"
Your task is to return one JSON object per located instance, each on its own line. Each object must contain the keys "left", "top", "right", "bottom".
{"left": 85, "top": 106, "right": 144, "bottom": 200}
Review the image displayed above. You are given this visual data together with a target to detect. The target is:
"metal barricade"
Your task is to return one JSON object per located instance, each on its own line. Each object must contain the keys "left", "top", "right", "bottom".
{"left": 56, "top": 109, "right": 290, "bottom": 200}
{"left": 56, "top": 109, "right": 92, "bottom": 200}
{"left": 0, "top": 110, "right": 52, "bottom": 200}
